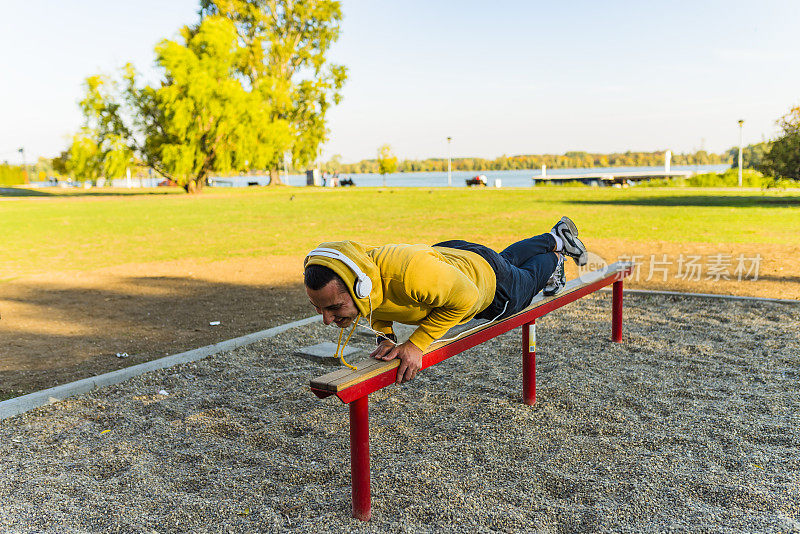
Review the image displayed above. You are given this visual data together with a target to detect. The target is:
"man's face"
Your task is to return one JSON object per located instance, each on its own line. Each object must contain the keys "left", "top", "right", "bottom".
{"left": 306, "top": 280, "right": 359, "bottom": 328}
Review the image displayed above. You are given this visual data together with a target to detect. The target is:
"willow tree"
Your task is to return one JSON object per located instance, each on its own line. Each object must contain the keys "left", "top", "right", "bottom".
{"left": 63, "top": 77, "right": 134, "bottom": 185}
{"left": 79, "top": 16, "right": 292, "bottom": 192}
{"left": 66, "top": 129, "right": 102, "bottom": 184}
{"left": 199, "top": 0, "right": 347, "bottom": 185}
{"left": 134, "top": 16, "right": 292, "bottom": 191}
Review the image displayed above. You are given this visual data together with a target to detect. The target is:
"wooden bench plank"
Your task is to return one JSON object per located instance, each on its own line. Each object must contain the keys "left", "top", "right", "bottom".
{"left": 316, "top": 358, "right": 398, "bottom": 391}
{"left": 310, "top": 262, "right": 633, "bottom": 394}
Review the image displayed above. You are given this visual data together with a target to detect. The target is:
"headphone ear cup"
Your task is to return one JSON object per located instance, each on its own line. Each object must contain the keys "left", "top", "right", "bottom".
{"left": 355, "top": 276, "right": 372, "bottom": 299}
{"left": 306, "top": 247, "right": 372, "bottom": 298}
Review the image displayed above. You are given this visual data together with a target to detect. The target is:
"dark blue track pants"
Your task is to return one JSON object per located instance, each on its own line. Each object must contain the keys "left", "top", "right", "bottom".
{"left": 434, "top": 233, "right": 559, "bottom": 320}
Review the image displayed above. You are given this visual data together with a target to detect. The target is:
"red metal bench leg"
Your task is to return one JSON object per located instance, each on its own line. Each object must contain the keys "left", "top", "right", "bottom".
{"left": 349, "top": 395, "right": 371, "bottom": 521}
{"left": 612, "top": 280, "right": 623, "bottom": 342}
{"left": 522, "top": 320, "right": 536, "bottom": 405}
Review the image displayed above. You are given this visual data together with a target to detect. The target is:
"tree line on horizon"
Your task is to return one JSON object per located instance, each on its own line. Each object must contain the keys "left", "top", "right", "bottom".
{"left": 327, "top": 149, "right": 731, "bottom": 174}
{"left": 327, "top": 106, "right": 800, "bottom": 181}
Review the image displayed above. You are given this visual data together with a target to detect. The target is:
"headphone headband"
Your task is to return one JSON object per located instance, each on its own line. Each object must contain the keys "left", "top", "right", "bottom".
{"left": 306, "top": 247, "right": 373, "bottom": 299}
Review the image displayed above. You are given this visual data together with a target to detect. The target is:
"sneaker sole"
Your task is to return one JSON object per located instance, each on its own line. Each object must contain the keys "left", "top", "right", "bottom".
{"left": 569, "top": 236, "right": 588, "bottom": 266}
{"left": 557, "top": 226, "right": 588, "bottom": 266}
{"left": 559, "top": 216, "right": 579, "bottom": 237}
{"left": 543, "top": 287, "right": 565, "bottom": 297}
{"left": 553, "top": 216, "right": 587, "bottom": 266}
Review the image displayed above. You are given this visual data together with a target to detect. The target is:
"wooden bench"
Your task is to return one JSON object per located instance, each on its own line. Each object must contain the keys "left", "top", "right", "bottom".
{"left": 310, "top": 261, "right": 634, "bottom": 521}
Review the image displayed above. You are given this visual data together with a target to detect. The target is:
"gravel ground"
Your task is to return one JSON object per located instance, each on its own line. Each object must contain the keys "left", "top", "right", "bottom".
{"left": 1, "top": 293, "right": 799, "bottom": 533}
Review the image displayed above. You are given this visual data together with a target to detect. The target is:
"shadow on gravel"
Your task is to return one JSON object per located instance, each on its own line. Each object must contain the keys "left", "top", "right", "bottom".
{"left": 571, "top": 195, "right": 800, "bottom": 208}
{"left": 0, "top": 276, "right": 310, "bottom": 398}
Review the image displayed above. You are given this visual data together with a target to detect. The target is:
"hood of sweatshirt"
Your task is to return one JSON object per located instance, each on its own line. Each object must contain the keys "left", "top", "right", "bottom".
{"left": 303, "top": 241, "right": 383, "bottom": 318}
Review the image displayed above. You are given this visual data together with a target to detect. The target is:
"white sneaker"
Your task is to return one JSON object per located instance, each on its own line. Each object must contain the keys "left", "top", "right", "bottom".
{"left": 543, "top": 259, "right": 566, "bottom": 296}
{"left": 551, "top": 216, "right": 588, "bottom": 266}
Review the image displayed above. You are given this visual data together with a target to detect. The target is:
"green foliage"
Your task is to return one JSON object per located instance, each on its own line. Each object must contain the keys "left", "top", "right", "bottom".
{"left": 67, "top": 129, "right": 102, "bottom": 183}
{"left": 335, "top": 150, "right": 730, "bottom": 174}
{"left": 34, "top": 157, "right": 56, "bottom": 180}
{"left": 0, "top": 157, "right": 57, "bottom": 184}
{"left": 727, "top": 142, "right": 771, "bottom": 171}
{"left": 199, "top": 0, "right": 347, "bottom": 183}
{"left": 639, "top": 168, "right": 800, "bottom": 189}
{"left": 0, "top": 164, "right": 28, "bottom": 185}
{"left": 758, "top": 106, "right": 800, "bottom": 181}
{"left": 637, "top": 177, "right": 682, "bottom": 188}
{"left": 75, "top": 76, "right": 134, "bottom": 183}
{"left": 66, "top": 2, "right": 345, "bottom": 193}
{"left": 59, "top": 76, "right": 134, "bottom": 184}
{"left": 377, "top": 144, "right": 398, "bottom": 177}
{"left": 51, "top": 150, "right": 70, "bottom": 177}
{"left": 0, "top": 153, "right": 57, "bottom": 186}
{"left": 686, "top": 169, "right": 764, "bottom": 187}
{"left": 101, "top": 133, "right": 134, "bottom": 180}
{"left": 324, "top": 154, "right": 343, "bottom": 174}
{"left": 533, "top": 180, "right": 587, "bottom": 188}
{"left": 75, "top": 16, "right": 294, "bottom": 192}
{"left": 136, "top": 15, "right": 292, "bottom": 190}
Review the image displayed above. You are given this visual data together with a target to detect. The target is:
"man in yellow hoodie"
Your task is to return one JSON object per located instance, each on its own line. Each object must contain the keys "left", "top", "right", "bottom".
{"left": 304, "top": 217, "right": 587, "bottom": 384}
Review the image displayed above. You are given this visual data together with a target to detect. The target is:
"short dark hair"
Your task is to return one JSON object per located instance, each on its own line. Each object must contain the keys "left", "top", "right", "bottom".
{"left": 304, "top": 264, "right": 347, "bottom": 292}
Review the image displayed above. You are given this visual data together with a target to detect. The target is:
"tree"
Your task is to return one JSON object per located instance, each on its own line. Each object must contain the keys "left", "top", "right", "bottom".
{"left": 101, "top": 133, "right": 134, "bottom": 181}
{"left": 72, "top": 76, "right": 134, "bottom": 185}
{"left": 727, "top": 142, "right": 771, "bottom": 170}
{"left": 377, "top": 144, "right": 397, "bottom": 187}
{"left": 325, "top": 153, "right": 343, "bottom": 174}
{"left": 66, "top": 129, "right": 102, "bottom": 184}
{"left": 33, "top": 157, "right": 55, "bottom": 181}
{"left": 199, "top": 0, "right": 347, "bottom": 185}
{"left": 0, "top": 164, "right": 27, "bottom": 186}
{"left": 78, "top": 16, "right": 292, "bottom": 192}
{"left": 758, "top": 106, "right": 800, "bottom": 181}
{"left": 51, "top": 150, "right": 70, "bottom": 177}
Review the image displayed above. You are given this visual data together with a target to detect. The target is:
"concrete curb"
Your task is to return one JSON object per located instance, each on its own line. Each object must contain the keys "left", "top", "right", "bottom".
{"left": 0, "top": 315, "right": 321, "bottom": 421}
{"left": 600, "top": 287, "right": 800, "bottom": 304}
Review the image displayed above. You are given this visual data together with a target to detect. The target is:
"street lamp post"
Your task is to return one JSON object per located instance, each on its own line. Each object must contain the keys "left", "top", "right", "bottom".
{"left": 17, "top": 148, "right": 28, "bottom": 184}
{"left": 737, "top": 119, "right": 744, "bottom": 187}
{"left": 447, "top": 136, "right": 452, "bottom": 187}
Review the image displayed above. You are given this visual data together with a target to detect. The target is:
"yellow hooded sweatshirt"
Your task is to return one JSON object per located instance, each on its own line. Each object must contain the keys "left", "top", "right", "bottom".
{"left": 305, "top": 241, "right": 496, "bottom": 351}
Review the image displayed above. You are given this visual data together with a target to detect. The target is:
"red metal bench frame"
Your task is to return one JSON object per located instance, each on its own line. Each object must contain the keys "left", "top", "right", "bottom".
{"left": 310, "top": 262, "right": 633, "bottom": 521}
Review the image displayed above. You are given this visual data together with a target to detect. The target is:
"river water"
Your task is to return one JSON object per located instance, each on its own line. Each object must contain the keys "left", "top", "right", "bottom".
{"left": 55, "top": 163, "right": 728, "bottom": 189}
{"left": 206, "top": 164, "right": 730, "bottom": 188}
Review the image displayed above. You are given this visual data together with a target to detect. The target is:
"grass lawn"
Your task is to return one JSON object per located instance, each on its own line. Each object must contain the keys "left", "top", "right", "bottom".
{"left": 2, "top": 186, "right": 799, "bottom": 280}
{"left": 2, "top": 185, "right": 798, "bottom": 398}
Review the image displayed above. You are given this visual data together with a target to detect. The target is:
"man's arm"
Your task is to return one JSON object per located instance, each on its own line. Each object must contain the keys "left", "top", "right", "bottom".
{"left": 371, "top": 254, "right": 482, "bottom": 384}
{"left": 404, "top": 259, "right": 481, "bottom": 351}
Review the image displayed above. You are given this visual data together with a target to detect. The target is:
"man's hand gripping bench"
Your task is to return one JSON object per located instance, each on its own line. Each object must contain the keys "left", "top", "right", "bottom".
{"left": 371, "top": 340, "right": 423, "bottom": 384}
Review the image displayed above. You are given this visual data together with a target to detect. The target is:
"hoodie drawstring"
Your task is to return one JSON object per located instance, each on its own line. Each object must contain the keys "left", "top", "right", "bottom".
{"left": 335, "top": 314, "right": 361, "bottom": 370}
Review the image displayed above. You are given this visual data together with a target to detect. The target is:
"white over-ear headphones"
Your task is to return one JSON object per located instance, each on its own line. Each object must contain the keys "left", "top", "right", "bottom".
{"left": 306, "top": 247, "right": 373, "bottom": 299}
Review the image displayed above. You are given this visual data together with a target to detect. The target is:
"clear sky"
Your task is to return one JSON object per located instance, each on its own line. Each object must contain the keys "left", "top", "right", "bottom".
{"left": 2, "top": 0, "right": 798, "bottom": 165}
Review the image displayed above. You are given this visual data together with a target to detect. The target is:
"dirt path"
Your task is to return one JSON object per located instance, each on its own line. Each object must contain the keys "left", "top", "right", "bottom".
{"left": 0, "top": 257, "right": 309, "bottom": 398}
{"left": 581, "top": 239, "right": 800, "bottom": 299}
{"left": 1, "top": 240, "right": 798, "bottom": 399}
